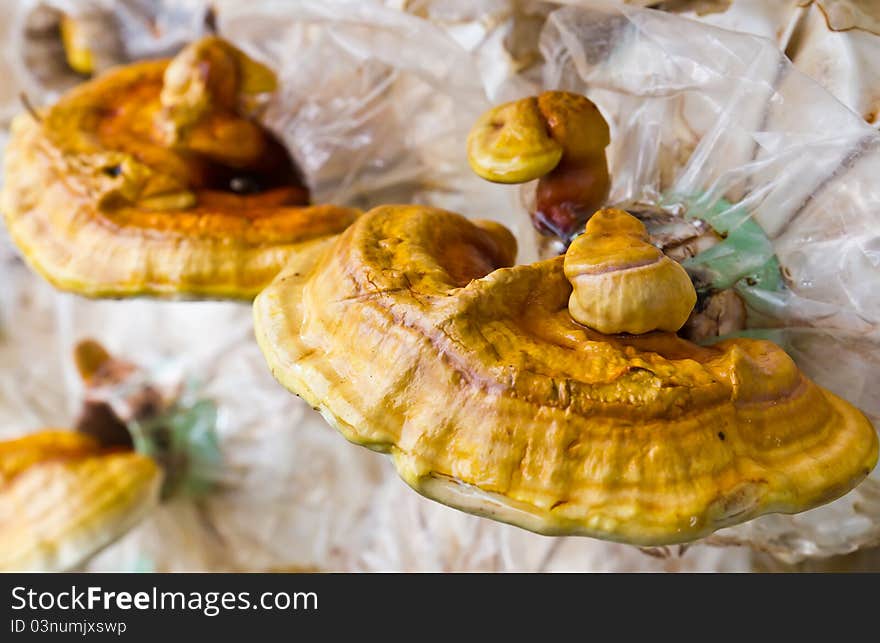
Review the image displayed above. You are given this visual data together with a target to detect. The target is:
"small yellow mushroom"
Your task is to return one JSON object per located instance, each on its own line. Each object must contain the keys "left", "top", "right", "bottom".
{"left": 60, "top": 15, "right": 95, "bottom": 75}
{"left": 467, "top": 91, "right": 611, "bottom": 238}
{"left": 564, "top": 208, "right": 697, "bottom": 334}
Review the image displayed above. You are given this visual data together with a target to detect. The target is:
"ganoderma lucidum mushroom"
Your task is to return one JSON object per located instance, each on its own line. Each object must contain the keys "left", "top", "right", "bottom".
{"left": 468, "top": 90, "right": 610, "bottom": 239}
{"left": 564, "top": 208, "right": 697, "bottom": 334}
{"left": 0, "top": 430, "right": 160, "bottom": 572}
{"left": 254, "top": 204, "right": 878, "bottom": 545}
{"left": 467, "top": 90, "right": 784, "bottom": 343}
{"left": 0, "top": 337, "right": 226, "bottom": 571}
{"left": 0, "top": 35, "right": 359, "bottom": 299}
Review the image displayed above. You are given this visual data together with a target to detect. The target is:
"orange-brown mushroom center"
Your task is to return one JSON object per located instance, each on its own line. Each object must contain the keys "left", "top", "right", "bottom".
{"left": 90, "top": 58, "right": 307, "bottom": 208}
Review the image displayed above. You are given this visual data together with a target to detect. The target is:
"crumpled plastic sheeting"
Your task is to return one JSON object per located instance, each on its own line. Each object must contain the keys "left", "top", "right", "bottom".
{"left": 528, "top": 1, "right": 880, "bottom": 562}
{"left": 630, "top": 1, "right": 880, "bottom": 128}
{"left": 219, "top": 0, "right": 536, "bottom": 248}
{"left": 0, "top": 246, "right": 69, "bottom": 432}
{"left": 0, "top": 0, "right": 211, "bottom": 123}
{"left": 55, "top": 298, "right": 387, "bottom": 572}
{"left": 789, "top": 2, "right": 880, "bottom": 128}
{"left": 358, "top": 475, "right": 751, "bottom": 571}
{"left": 385, "top": 0, "right": 555, "bottom": 100}
{"left": 400, "top": 0, "right": 880, "bottom": 130}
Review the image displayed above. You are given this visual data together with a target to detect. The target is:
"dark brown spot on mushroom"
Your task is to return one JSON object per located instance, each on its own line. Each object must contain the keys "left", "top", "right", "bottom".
{"left": 229, "top": 175, "right": 261, "bottom": 194}
{"left": 74, "top": 400, "right": 134, "bottom": 449}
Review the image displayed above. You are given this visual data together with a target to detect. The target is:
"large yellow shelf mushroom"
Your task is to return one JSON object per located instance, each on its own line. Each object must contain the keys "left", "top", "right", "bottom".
{"left": 254, "top": 204, "right": 878, "bottom": 545}
{"left": 0, "top": 36, "right": 359, "bottom": 299}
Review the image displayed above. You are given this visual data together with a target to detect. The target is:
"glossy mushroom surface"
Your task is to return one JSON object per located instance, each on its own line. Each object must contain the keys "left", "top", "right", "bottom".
{"left": 468, "top": 91, "right": 610, "bottom": 239}
{"left": 564, "top": 208, "right": 697, "bottom": 334}
{"left": 1, "top": 36, "right": 359, "bottom": 299}
{"left": 254, "top": 204, "right": 878, "bottom": 545}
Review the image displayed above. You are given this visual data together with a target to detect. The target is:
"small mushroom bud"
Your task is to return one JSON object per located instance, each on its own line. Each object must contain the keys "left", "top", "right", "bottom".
{"left": 467, "top": 96, "right": 563, "bottom": 184}
{"left": 467, "top": 91, "right": 610, "bottom": 241}
{"left": 533, "top": 161, "right": 605, "bottom": 238}
{"left": 73, "top": 339, "right": 114, "bottom": 383}
{"left": 564, "top": 208, "right": 697, "bottom": 334}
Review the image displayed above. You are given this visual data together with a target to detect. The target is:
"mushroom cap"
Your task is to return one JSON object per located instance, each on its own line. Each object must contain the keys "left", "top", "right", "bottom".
{"left": 0, "top": 430, "right": 161, "bottom": 571}
{"left": 466, "top": 91, "right": 611, "bottom": 185}
{"left": 564, "top": 208, "right": 698, "bottom": 334}
{"left": 467, "top": 91, "right": 611, "bottom": 239}
{"left": 254, "top": 204, "right": 878, "bottom": 545}
{"left": 0, "top": 38, "right": 359, "bottom": 299}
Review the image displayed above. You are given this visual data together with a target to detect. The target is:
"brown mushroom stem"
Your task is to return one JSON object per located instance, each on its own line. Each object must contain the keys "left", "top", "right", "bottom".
{"left": 73, "top": 339, "right": 163, "bottom": 449}
{"left": 532, "top": 91, "right": 610, "bottom": 239}
{"left": 534, "top": 157, "right": 610, "bottom": 238}
{"left": 69, "top": 339, "right": 217, "bottom": 502}
{"left": 681, "top": 289, "right": 748, "bottom": 343}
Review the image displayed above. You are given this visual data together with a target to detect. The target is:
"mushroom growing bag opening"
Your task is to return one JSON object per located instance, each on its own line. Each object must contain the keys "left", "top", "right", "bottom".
{"left": 520, "top": 1, "right": 880, "bottom": 560}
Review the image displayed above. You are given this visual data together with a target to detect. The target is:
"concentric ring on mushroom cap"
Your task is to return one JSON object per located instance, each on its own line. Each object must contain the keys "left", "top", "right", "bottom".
{"left": 254, "top": 204, "right": 878, "bottom": 546}
{"left": 0, "top": 431, "right": 161, "bottom": 571}
{"left": 0, "top": 38, "right": 359, "bottom": 299}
